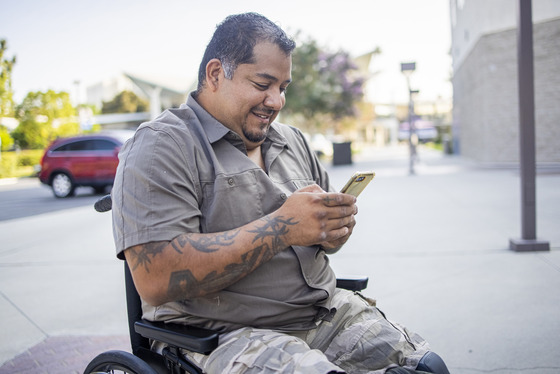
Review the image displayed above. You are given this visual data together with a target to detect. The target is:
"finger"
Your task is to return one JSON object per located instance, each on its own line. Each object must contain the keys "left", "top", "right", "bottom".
{"left": 324, "top": 226, "right": 349, "bottom": 242}
{"left": 345, "top": 214, "right": 356, "bottom": 228}
{"left": 345, "top": 215, "right": 356, "bottom": 231}
{"left": 328, "top": 214, "right": 354, "bottom": 228}
{"left": 325, "top": 205, "right": 356, "bottom": 220}
{"left": 326, "top": 193, "right": 356, "bottom": 206}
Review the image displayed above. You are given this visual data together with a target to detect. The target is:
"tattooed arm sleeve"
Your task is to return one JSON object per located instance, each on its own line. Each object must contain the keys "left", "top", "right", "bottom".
{"left": 124, "top": 215, "right": 297, "bottom": 306}
{"left": 125, "top": 187, "right": 355, "bottom": 306}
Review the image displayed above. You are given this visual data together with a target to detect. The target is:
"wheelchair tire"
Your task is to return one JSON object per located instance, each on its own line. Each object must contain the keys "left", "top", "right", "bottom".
{"left": 84, "top": 350, "right": 158, "bottom": 374}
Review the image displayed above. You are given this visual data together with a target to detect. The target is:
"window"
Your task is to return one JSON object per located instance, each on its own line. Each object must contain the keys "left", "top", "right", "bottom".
{"left": 52, "top": 140, "right": 94, "bottom": 152}
{"left": 51, "top": 138, "right": 117, "bottom": 152}
{"left": 94, "top": 139, "right": 118, "bottom": 150}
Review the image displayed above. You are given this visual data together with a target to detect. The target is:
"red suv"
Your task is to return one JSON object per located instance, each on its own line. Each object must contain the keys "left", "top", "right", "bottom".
{"left": 39, "top": 131, "right": 134, "bottom": 198}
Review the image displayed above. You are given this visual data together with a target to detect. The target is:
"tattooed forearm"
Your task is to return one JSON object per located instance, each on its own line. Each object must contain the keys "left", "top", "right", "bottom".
{"left": 128, "top": 241, "right": 167, "bottom": 272}
{"left": 248, "top": 215, "right": 297, "bottom": 250}
{"left": 178, "top": 230, "right": 240, "bottom": 253}
{"left": 129, "top": 230, "right": 240, "bottom": 273}
{"left": 168, "top": 242, "right": 274, "bottom": 299}
{"left": 168, "top": 215, "right": 297, "bottom": 299}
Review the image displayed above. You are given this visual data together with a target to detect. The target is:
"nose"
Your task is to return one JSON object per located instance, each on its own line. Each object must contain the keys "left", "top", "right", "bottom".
{"left": 264, "top": 91, "right": 285, "bottom": 111}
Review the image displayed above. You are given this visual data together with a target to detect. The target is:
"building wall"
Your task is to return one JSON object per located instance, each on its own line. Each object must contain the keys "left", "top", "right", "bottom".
{"left": 533, "top": 18, "right": 560, "bottom": 163}
{"left": 450, "top": 0, "right": 560, "bottom": 71}
{"left": 452, "top": 17, "right": 560, "bottom": 164}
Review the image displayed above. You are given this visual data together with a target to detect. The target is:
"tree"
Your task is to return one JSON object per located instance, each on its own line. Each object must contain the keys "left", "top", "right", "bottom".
{"left": 101, "top": 90, "right": 148, "bottom": 114}
{"left": 281, "top": 35, "right": 367, "bottom": 133}
{"left": 0, "top": 125, "right": 14, "bottom": 150}
{"left": 12, "top": 90, "right": 78, "bottom": 149}
{"left": 0, "top": 39, "right": 17, "bottom": 117}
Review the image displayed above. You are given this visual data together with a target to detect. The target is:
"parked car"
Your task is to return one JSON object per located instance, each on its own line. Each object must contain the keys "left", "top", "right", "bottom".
{"left": 303, "top": 133, "right": 334, "bottom": 158}
{"left": 398, "top": 120, "right": 438, "bottom": 143}
{"left": 39, "top": 131, "right": 134, "bottom": 198}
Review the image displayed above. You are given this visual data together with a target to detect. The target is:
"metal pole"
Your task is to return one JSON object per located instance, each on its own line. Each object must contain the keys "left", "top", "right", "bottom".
{"left": 401, "top": 62, "right": 417, "bottom": 176}
{"left": 408, "top": 81, "right": 415, "bottom": 175}
{"left": 509, "top": 0, "right": 549, "bottom": 251}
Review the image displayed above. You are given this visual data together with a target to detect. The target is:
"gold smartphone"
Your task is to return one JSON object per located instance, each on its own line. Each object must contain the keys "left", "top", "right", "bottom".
{"left": 340, "top": 171, "right": 375, "bottom": 197}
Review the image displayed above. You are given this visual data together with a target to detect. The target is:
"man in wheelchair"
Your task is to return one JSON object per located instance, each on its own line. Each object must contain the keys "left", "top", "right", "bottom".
{"left": 110, "top": 12, "right": 449, "bottom": 374}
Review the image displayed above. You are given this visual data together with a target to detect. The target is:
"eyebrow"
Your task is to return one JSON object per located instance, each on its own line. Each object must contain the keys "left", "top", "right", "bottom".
{"left": 256, "top": 73, "right": 292, "bottom": 85}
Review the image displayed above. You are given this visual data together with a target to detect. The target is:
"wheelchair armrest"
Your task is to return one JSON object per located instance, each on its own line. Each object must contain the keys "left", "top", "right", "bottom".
{"left": 134, "top": 319, "right": 219, "bottom": 355}
{"left": 336, "top": 276, "right": 369, "bottom": 292}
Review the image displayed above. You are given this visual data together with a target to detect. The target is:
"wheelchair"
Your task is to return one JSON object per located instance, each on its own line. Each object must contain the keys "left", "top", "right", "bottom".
{"left": 84, "top": 195, "right": 369, "bottom": 374}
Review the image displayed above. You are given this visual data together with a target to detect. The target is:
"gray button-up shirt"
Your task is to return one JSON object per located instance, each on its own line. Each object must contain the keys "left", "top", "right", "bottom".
{"left": 112, "top": 93, "right": 336, "bottom": 332}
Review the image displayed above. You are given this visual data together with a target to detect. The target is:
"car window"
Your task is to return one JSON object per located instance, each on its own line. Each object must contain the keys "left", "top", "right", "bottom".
{"left": 93, "top": 139, "right": 118, "bottom": 150}
{"left": 72, "top": 140, "right": 96, "bottom": 151}
{"left": 52, "top": 140, "right": 94, "bottom": 152}
{"left": 51, "top": 144, "right": 69, "bottom": 152}
{"left": 50, "top": 138, "right": 118, "bottom": 153}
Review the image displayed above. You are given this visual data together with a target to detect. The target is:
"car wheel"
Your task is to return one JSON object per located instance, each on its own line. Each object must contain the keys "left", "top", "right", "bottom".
{"left": 51, "top": 172, "right": 75, "bottom": 198}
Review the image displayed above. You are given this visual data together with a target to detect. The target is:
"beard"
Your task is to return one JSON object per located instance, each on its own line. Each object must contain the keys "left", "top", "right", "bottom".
{"left": 242, "top": 112, "right": 273, "bottom": 143}
{"left": 242, "top": 124, "right": 269, "bottom": 143}
{"left": 241, "top": 105, "right": 276, "bottom": 144}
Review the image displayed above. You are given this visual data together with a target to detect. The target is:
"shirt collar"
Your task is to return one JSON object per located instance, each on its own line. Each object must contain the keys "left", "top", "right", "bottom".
{"left": 184, "top": 92, "right": 289, "bottom": 149}
{"left": 185, "top": 93, "right": 229, "bottom": 144}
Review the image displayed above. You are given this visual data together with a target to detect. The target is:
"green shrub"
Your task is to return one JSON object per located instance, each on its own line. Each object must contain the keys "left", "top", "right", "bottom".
{"left": 0, "top": 152, "right": 17, "bottom": 178}
{"left": 0, "top": 149, "right": 44, "bottom": 178}
{"left": 16, "top": 150, "right": 43, "bottom": 167}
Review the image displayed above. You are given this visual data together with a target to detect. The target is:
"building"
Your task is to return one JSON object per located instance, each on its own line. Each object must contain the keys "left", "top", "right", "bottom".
{"left": 85, "top": 73, "right": 189, "bottom": 129}
{"left": 450, "top": 0, "right": 560, "bottom": 166}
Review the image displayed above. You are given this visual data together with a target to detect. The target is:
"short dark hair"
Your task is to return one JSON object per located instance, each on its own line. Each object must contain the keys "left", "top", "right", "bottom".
{"left": 196, "top": 12, "right": 296, "bottom": 92}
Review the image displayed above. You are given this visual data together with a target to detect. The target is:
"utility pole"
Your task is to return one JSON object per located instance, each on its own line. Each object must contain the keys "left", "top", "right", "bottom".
{"left": 401, "top": 62, "right": 417, "bottom": 175}
{"left": 509, "top": 0, "right": 549, "bottom": 252}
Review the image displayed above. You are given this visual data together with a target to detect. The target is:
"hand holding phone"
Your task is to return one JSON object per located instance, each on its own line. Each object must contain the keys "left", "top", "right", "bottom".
{"left": 340, "top": 171, "right": 375, "bottom": 197}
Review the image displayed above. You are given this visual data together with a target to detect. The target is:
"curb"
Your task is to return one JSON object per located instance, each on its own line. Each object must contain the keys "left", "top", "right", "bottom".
{"left": 0, "top": 178, "right": 18, "bottom": 186}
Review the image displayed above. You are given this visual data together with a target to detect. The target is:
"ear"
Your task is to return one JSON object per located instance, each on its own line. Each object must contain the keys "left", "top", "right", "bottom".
{"left": 205, "top": 59, "right": 223, "bottom": 92}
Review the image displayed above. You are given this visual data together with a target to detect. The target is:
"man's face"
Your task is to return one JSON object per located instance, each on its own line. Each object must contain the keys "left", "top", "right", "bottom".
{"left": 215, "top": 41, "right": 292, "bottom": 149}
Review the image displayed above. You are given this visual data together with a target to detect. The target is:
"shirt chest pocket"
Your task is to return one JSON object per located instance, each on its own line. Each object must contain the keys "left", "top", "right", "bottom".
{"left": 200, "top": 171, "right": 264, "bottom": 233}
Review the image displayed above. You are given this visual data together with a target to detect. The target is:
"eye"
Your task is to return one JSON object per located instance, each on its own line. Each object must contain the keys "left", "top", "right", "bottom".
{"left": 253, "top": 82, "right": 269, "bottom": 90}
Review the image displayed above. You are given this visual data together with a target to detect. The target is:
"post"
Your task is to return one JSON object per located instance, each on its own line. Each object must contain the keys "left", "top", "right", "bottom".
{"left": 509, "top": 0, "right": 549, "bottom": 252}
{"left": 407, "top": 84, "right": 415, "bottom": 175}
{"left": 401, "top": 62, "right": 416, "bottom": 175}
{"left": 149, "top": 86, "right": 163, "bottom": 120}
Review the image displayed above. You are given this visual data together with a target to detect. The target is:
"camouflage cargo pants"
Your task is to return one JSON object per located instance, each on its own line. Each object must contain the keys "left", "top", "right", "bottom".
{"left": 176, "top": 289, "right": 430, "bottom": 373}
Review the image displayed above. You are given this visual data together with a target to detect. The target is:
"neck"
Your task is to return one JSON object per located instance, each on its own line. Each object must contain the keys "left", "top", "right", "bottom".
{"left": 246, "top": 146, "right": 265, "bottom": 170}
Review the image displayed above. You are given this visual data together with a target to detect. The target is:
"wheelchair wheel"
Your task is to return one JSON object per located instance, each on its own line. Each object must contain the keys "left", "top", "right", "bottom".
{"left": 84, "top": 350, "right": 158, "bottom": 374}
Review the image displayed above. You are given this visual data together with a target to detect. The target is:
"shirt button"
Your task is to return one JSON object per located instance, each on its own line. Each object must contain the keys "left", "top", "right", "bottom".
{"left": 228, "top": 178, "right": 234, "bottom": 186}
{"left": 280, "top": 193, "right": 287, "bottom": 200}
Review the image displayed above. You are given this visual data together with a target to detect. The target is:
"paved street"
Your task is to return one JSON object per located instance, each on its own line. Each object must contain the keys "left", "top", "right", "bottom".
{"left": 0, "top": 179, "right": 104, "bottom": 222}
{"left": 1, "top": 144, "right": 559, "bottom": 373}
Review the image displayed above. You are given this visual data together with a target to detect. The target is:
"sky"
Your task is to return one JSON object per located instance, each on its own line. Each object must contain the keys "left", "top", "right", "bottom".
{"left": 1, "top": 0, "right": 452, "bottom": 106}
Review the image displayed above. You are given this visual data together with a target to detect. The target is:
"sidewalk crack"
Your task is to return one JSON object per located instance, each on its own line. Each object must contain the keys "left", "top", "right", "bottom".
{"left": 536, "top": 253, "right": 560, "bottom": 273}
{"left": 0, "top": 290, "right": 48, "bottom": 337}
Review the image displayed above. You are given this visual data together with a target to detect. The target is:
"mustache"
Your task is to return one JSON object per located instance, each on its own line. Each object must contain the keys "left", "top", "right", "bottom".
{"left": 253, "top": 107, "right": 275, "bottom": 116}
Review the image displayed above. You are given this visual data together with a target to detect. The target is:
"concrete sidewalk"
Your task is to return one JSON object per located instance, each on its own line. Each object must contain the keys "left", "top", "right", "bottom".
{"left": 328, "top": 145, "right": 560, "bottom": 373}
{"left": 1, "top": 144, "right": 559, "bottom": 373}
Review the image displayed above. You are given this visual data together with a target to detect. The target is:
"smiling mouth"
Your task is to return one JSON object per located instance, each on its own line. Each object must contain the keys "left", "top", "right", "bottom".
{"left": 252, "top": 108, "right": 275, "bottom": 122}
{"left": 254, "top": 113, "right": 269, "bottom": 119}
